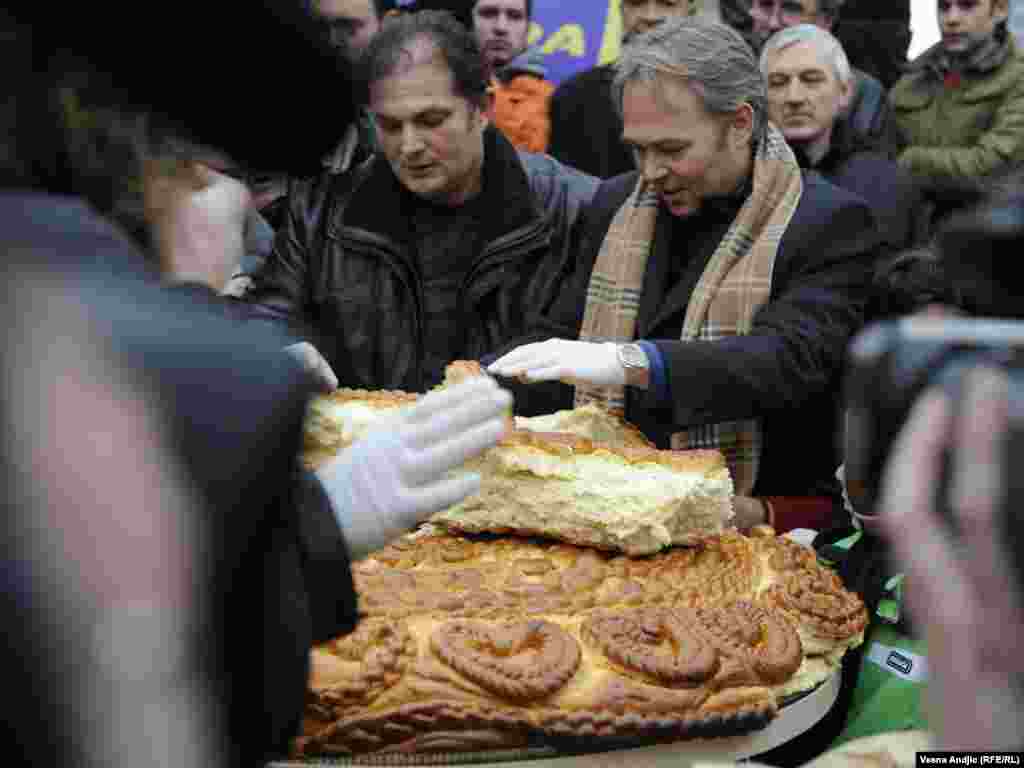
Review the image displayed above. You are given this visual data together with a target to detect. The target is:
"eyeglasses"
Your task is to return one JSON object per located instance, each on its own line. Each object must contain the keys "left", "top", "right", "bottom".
{"left": 937, "top": 0, "right": 982, "bottom": 12}
{"left": 318, "top": 17, "right": 360, "bottom": 48}
{"left": 751, "top": 0, "right": 814, "bottom": 24}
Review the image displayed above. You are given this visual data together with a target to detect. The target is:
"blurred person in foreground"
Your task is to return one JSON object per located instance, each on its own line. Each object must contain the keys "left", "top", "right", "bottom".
{"left": 489, "top": 18, "right": 881, "bottom": 534}
{"left": 878, "top": 367, "right": 1024, "bottom": 749}
{"left": 835, "top": 169, "right": 1024, "bottom": 750}
{"left": 761, "top": 24, "right": 923, "bottom": 251}
{"left": 235, "top": 10, "right": 596, "bottom": 393}
{"left": 0, "top": 6, "right": 510, "bottom": 767}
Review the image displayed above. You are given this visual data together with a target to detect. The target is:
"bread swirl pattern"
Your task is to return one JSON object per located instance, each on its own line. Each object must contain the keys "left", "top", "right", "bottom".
{"left": 298, "top": 530, "right": 867, "bottom": 757}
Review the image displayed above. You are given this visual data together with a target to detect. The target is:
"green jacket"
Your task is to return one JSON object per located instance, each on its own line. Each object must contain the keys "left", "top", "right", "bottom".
{"left": 890, "top": 35, "right": 1024, "bottom": 184}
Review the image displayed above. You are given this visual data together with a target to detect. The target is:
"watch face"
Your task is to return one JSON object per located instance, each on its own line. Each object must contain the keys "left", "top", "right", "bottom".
{"left": 620, "top": 344, "right": 647, "bottom": 368}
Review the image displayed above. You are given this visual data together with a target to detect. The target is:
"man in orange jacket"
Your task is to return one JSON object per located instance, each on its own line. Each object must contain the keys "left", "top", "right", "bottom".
{"left": 471, "top": 0, "right": 554, "bottom": 153}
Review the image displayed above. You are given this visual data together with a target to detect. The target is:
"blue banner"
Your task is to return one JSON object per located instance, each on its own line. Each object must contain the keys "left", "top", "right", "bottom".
{"left": 528, "top": 0, "right": 623, "bottom": 85}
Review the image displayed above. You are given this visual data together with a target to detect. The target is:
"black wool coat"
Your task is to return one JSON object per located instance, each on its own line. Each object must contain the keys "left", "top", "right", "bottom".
{"left": 500, "top": 170, "right": 882, "bottom": 502}
{"left": 0, "top": 194, "right": 358, "bottom": 768}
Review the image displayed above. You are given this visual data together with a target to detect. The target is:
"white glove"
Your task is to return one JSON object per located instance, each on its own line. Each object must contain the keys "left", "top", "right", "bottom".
{"left": 316, "top": 377, "right": 512, "bottom": 558}
{"left": 284, "top": 342, "right": 339, "bottom": 392}
{"left": 487, "top": 339, "right": 625, "bottom": 387}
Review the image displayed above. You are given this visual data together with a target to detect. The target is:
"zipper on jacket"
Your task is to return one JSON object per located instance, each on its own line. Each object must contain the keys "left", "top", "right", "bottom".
{"left": 456, "top": 217, "right": 551, "bottom": 355}
{"left": 331, "top": 228, "right": 428, "bottom": 391}
{"left": 463, "top": 217, "right": 550, "bottom": 293}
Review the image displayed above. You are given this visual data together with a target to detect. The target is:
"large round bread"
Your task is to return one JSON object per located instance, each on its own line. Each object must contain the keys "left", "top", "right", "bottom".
{"left": 296, "top": 528, "right": 867, "bottom": 757}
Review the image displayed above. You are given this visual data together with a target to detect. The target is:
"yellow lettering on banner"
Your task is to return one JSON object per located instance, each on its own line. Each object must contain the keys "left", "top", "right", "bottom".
{"left": 599, "top": 0, "right": 622, "bottom": 64}
{"left": 541, "top": 23, "right": 586, "bottom": 57}
{"left": 528, "top": 21, "right": 543, "bottom": 46}
{"left": 598, "top": 0, "right": 705, "bottom": 64}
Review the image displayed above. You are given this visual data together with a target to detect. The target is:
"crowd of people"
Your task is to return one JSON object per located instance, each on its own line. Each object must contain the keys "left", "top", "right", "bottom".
{"left": 2, "top": 0, "right": 1023, "bottom": 764}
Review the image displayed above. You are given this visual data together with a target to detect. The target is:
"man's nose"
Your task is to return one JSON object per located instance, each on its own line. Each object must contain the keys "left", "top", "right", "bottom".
{"left": 638, "top": 0, "right": 663, "bottom": 23}
{"left": 785, "top": 80, "right": 807, "bottom": 104}
{"left": 400, "top": 124, "right": 425, "bottom": 154}
{"left": 640, "top": 151, "right": 667, "bottom": 183}
{"left": 493, "top": 15, "right": 509, "bottom": 34}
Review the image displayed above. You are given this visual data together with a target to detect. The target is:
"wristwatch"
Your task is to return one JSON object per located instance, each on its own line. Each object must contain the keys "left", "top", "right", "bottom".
{"left": 616, "top": 343, "right": 650, "bottom": 389}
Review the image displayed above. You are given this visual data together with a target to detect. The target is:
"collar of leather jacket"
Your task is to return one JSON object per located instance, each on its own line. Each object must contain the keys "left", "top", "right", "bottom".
{"left": 339, "top": 126, "right": 541, "bottom": 246}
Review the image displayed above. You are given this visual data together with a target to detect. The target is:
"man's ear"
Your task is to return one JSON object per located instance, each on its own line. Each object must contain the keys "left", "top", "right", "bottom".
{"left": 730, "top": 103, "right": 755, "bottom": 148}
{"left": 838, "top": 77, "right": 853, "bottom": 112}
{"left": 992, "top": 0, "right": 1010, "bottom": 24}
{"left": 479, "top": 88, "right": 495, "bottom": 127}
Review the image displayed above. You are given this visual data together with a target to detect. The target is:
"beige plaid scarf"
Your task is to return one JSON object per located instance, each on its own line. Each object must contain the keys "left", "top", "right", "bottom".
{"left": 574, "top": 124, "right": 802, "bottom": 494}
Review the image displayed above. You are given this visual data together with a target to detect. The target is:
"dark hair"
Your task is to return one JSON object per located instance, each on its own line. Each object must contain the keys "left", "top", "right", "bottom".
{"left": 816, "top": 0, "right": 846, "bottom": 22}
{"left": 0, "top": 11, "right": 75, "bottom": 194}
{"left": 360, "top": 9, "right": 489, "bottom": 110}
{"left": 472, "top": 0, "right": 533, "bottom": 21}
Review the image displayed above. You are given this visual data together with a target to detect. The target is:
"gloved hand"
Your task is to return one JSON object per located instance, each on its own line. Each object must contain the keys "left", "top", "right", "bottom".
{"left": 487, "top": 339, "right": 625, "bottom": 387}
{"left": 317, "top": 377, "right": 512, "bottom": 558}
{"left": 284, "top": 342, "right": 339, "bottom": 392}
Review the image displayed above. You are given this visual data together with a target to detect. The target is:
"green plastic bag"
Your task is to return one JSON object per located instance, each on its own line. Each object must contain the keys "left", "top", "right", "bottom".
{"left": 813, "top": 529, "right": 931, "bottom": 748}
{"left": 831, "top": 622, "right": 930, "bottom": 746}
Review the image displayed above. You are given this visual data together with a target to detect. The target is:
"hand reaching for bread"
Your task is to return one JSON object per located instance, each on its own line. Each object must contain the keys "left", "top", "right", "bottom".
{"left": 316, "top": 377, "right": 512, "bottom": 559}
{"left": 488, "top": 339, "right": 625, "bottom": 387}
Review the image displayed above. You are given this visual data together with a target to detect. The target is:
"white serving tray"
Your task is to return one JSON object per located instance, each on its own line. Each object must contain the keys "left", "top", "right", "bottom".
{"left": 463, "top": 668, "right": 841, "bottom": 768}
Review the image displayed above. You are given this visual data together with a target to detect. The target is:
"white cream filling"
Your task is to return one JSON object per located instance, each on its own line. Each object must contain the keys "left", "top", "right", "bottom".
{"left": 515, "top": 404, "right": 639, "bottom": 445}
{"left": 434, "top": 446, "right": 734, "bottom": 555}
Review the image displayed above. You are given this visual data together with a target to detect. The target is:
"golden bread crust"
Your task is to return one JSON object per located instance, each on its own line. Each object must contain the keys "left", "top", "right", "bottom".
{"left": 315, "top": 387, "right": 419, "bottom": 407}
{"left": 298, "top": 531, "right": 866, "bottom": 757}
{"left": 442, "top": 359, "right": 487, "bottom": 385}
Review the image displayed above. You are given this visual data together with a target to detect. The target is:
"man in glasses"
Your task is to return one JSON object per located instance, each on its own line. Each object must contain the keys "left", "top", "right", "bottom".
{"left": 317, "top": 0, "right": 391, "bottom": 58}
{"left": 889, "top": 0, "right": 1024, "bottom": 233}
{"left": 744, "top": 0, "right": 890, "bottom": 147}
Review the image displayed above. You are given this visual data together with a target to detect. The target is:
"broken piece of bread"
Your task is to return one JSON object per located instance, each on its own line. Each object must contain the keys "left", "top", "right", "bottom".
{"left": 431, "top": 431, "right": 734, "bottom": 555}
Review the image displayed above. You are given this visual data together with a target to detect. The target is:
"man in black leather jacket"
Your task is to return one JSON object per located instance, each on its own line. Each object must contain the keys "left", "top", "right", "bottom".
{"left": 235, "top": 10, "right": 597, "bottom": 392}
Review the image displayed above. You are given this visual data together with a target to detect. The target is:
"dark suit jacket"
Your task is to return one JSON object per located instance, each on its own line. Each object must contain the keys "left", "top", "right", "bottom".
{"left": 0, "top": 193, "right": 358, "bottom": 767}
{"left": 501, "top": 170, "right": 880, "bottom": 502}
{"left": 807, "top": 122, "right": 925, "bottom": 251}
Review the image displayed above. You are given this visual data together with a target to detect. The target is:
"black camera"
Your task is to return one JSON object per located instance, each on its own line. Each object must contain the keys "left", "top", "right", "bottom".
{"left": 844, "top": 317, "right": 1024, "bottom": 521}
{"left": 844, "top": 189, "right": 1024, "bottom": 521}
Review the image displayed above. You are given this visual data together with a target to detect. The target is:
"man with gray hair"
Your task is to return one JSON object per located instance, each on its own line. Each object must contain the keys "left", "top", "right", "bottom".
{"left": 738, "top": 0, "right": 890, "bottom": 148}
{"left": 490, "top": 17, "right": 881, "bottom": 535}
{"left": 762, "top": 24, "right": 922, "bottom": 250}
